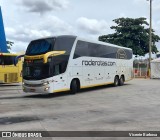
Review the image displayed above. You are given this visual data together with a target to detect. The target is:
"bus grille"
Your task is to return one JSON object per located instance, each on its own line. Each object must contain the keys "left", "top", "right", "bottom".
{"left": 4, "top": 73, "right": 18, "bottom": 83}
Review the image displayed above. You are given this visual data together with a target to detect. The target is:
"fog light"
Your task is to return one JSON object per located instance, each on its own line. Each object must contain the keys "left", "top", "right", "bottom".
{"left": 44, "top": 87, "right": 50, "bottom": 91}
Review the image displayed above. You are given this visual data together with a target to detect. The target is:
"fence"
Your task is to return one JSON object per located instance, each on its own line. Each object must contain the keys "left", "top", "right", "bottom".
{"left": 133, "top": 68, "right": 149, "bottom": 78}
{"left": 133, "top": 60, "right": 149, "bottom": 78}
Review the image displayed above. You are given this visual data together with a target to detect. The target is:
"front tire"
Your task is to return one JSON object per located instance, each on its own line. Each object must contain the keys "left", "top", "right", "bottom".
{"left": 70, "top": 80, "right": 78, "bottom": 94}
{"left": 114, "top": 76, "right": 119, "bottom": 87}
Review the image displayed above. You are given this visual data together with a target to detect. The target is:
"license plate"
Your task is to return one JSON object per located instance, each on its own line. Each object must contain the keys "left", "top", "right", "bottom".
{"left": 30, "top": 89, "right": 35, "bottom": 92}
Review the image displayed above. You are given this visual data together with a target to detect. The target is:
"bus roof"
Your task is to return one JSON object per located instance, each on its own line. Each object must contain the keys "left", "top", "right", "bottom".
{"left": 30, "top": 35, "right": 77, "bottom": 42}
{"left": 29, "top": 35, "right": 132, "bottom": 51}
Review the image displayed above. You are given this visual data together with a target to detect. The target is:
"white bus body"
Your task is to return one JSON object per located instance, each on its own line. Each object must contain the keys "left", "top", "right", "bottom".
{"left": 23, "top": 35, "right": 133, "bottom": 94}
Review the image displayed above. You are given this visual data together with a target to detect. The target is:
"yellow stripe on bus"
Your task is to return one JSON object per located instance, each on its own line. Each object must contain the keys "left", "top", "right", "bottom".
{"left": 25, "top": 51, "right": 66, "bottom": 63}
{"left": 81, "top": 82, "right": 114, "bottom": 89}
{"left": 53, "top": 88, "right": 70, "bottom": 93}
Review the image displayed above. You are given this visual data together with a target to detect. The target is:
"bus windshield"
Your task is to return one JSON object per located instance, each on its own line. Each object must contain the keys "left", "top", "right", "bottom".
{"left": 25, "top": 36, "right": 76, "bottom": 56}
{"left": 0, "top": 55, "right": 16, "bottom": 65}
{"left": 26, "top": 38, "right": 55, "bottom": 56}
{"left": 23, "top": 63, "right": 52, "bottom": 80}
{"left": 23, "top": 36, "right": 76, "bottom": 80}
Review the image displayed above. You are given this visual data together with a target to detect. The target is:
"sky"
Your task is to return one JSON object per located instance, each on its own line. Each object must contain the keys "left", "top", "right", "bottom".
{"left": 0, "top": 0, "right": 160, "bottom": 53}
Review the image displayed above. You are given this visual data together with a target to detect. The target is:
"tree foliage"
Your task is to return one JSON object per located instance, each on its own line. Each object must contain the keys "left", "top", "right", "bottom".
{"left": 99, "top": 17, "right": 160, "bottom": 56}
{"left": 6, "top": 41, "right": 14, "bottom": 52}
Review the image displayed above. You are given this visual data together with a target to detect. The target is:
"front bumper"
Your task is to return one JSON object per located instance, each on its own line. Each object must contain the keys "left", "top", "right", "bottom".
{"left": 23, "top": 83, "right": 52, "bottom": 94}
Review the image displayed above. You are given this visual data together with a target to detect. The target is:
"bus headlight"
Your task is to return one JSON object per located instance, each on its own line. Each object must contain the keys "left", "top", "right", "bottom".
{"left": 43, "top": 81, "right": 49, "bottom": 86}
{"left": 44, "top": 87, "right": 50, "bottom": 91}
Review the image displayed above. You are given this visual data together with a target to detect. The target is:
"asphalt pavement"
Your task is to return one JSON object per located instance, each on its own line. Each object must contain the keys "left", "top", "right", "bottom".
{"left": 0, "top": 79, "right": 160, "bottom": 140}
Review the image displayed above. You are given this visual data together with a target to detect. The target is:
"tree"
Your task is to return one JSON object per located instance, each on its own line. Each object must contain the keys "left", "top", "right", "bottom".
{"left": 99, "top": 17, "right": 160, "bottom": 56}
{"left": 6, "top": 41, "right": 14, "bottom": 52}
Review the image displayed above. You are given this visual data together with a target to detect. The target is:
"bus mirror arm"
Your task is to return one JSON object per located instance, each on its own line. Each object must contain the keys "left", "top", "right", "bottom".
{"left": 14, "top": 54, "right": 25, "bottom": 66}
{"left": 43, "top": 51, "right": 66, "bottom": 63}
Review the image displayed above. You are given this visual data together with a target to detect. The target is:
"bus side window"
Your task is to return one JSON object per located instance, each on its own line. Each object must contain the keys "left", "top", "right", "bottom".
{"left": 0, "top": 56, "right": 4, "bottom": 65}
{"left": 59, "top": 62, "right": 67, "bottom": 74}
{"left": 54, "top": 65, "right": 60, "bottom": 75}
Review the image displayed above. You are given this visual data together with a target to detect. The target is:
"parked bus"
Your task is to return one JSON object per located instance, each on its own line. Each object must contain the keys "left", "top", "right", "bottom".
{"left": 22, "top": 35, "right": 133, "bottom": 94}
{"left": 0, "top": 53, "right": 22, "bottom": 83}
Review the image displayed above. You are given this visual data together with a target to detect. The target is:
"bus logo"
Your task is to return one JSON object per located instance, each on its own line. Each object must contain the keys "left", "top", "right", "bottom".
{"left": 2, "top": 132, "right": 11, "bottom": 137}
{"left": 116, "top": 49, "right": 127, "bottom": 59}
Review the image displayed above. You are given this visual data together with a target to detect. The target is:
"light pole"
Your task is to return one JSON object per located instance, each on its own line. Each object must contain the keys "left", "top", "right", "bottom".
{"left": 147, "top": 0, "right": 152, "bottom": 78}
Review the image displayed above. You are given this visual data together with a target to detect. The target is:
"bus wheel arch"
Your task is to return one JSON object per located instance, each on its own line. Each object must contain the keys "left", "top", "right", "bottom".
{"left": 70, "top": 78, "right": 80, "bottom": 94}
{"left": 119, "top": 75, "right": 125, "bottom": 86}
{"left": 114, "top": 75, "right": 119, "bottom": 87}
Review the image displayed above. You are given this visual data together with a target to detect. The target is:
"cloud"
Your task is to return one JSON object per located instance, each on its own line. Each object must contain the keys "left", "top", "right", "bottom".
{"left": 134, "top": 0, "right": 160, "bottom": 11}
{"left": 154, "top": 20, "right": 160, "bottom": 35}
{"left": 21, "top": 0, "right": 69, "bottom": 14}
{"left": 5, "top": 15, "right": 74, "bottom": 52}
{"left": 76, "top": 17, "right": 110, "bottom": 35}
{"left": 133, "top": 0, "right": 147, "bottom": 5}
{"left": 119, "top": 13, "right": 127, "bottom": 18}
{"left": 153, "top": 1, "right": 160, "bottom": 11}
{"left": 6, "top": 15, "right": 74, "bottom": 42}
{"left": 37, "top": 15, "right": 74, "bottom": 35}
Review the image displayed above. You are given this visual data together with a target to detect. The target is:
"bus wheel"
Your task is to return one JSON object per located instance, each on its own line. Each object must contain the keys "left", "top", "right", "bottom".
{"left": 119, "top": 76, "right": 124, "bottom": 86}
{"left": 114, "top": 76, "right": 119, "bottom": 87}
{"left": 70, "top": 80, "right": 78, "bottom": 94}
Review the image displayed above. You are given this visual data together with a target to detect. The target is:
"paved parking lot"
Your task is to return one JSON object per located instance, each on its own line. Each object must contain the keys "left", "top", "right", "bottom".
{"left": 0, "top": 79, "right": 160, "bottom": 140}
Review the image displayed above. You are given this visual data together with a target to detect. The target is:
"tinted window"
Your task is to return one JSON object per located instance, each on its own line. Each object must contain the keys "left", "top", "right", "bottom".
{"left": 73, "top": 40, "right": 132, "bottom": 59}
{"left": 26, "top": 36, "right": 76, "bottom": 56}
{"left": 23, "top": 63, "right": 52, "bottom": 80}
{"left": 88, "top": 43, "right": 99, "bottom": 57}
{"left": 73, "top": 41, "right": 89, "bottom": 58}
{"left": 0, "top": 56, "right": 16, "bottom": 65}
{"left": 54, "top": 36, "right": 76, "bottom": 55}
{"left": 52, "top": 55, "right": 69, "bottom": 75}
{"left": 26, "top": 38, "right": 55, "bottom": 55}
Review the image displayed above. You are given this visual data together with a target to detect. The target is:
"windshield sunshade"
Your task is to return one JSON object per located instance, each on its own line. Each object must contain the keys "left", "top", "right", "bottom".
{"left": 26, "top": 38, "right": 55, "bottom": 55}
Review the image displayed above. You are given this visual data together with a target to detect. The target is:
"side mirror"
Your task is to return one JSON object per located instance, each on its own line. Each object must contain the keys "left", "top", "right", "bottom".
{"left": 14, "top": 54, "right": 25, "bottom": 66}
{"left": 43, "top": 51, "right": 66, "bottom": 63}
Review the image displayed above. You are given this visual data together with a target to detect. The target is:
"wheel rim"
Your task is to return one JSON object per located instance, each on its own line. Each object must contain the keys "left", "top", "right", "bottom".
{"left": 121, "top": 77, "right": 124, "bottom": 84}
{"left": 115, "top": 77, "right": 118, "bottom": 86}
{"left": 116, "top": 78, "right": 118, "bottom": 85}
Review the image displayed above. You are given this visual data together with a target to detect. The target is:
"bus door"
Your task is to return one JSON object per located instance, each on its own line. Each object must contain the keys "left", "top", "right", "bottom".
{"left": 52, "top": 63, "right": 68, "bottom": 91}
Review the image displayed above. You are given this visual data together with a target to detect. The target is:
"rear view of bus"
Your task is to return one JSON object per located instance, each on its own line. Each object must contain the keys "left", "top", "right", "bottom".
{"left": 23, "top": 35, "right": 76, "bottom": 93}
{"left": 0, "top": 53, "right": 22, "bottom": 83}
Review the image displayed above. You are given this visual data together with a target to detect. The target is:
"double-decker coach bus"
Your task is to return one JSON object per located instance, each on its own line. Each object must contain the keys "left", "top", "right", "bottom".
{"left": 22, "top": 35, "right": 133, "bottom": 94}
{"left": 0, "top": 53, "right": 22, "bottom": 83}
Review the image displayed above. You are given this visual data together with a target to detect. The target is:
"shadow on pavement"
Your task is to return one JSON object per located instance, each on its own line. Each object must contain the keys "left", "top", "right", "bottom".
{"left": 23, "top": 92, "right": 70, "bottom": 99}
{"left": 23, "top": 83, "right": 131, "bottom": 98}
{"left": 0, "top": 83, "right": 131, "bottom": 100}
{"left": 0, "top": 84, "right": 21, "bottom": 87}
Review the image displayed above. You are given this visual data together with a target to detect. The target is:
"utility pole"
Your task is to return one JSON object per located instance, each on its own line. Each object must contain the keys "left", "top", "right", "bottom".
{"left": 147, "top": 0, "right": 152, "bottom": 78}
